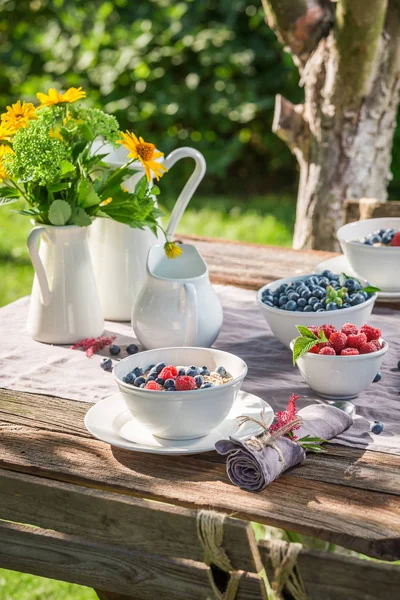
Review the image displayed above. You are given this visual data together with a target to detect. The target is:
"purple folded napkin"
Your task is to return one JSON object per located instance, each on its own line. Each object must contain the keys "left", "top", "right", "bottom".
{"left": 215, "top": 404, "right": 353, "bottom": 492}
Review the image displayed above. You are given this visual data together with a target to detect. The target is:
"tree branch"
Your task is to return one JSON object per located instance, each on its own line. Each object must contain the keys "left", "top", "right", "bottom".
{"left": 262, "top": 0, "right": 334, "bottom": 67}
{"left": 334, "top": 0, "right": 389, "bottom": 105}
{"left": 272, "top": 94, "right": 310, "bottom": 157}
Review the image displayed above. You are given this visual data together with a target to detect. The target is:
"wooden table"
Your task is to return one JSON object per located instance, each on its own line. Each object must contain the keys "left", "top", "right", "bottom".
{"left": 1, "top": 235, "right": 400, "bottom": 600}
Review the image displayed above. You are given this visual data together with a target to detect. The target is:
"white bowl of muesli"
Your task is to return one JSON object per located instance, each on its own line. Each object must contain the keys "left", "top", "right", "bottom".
{"left": 113, "top": 347, "right": 248, "bottom": 440}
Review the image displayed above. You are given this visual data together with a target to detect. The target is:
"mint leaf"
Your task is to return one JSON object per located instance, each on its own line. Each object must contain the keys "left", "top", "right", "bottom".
{"left": 48, "top": 199, "right": 72, "bottom": 225}
{"left": 78, "top": 180, "right": 101, "bottom": 208}
{"left": 151, "top": 185, "right": 161, "bottom": 196}
{"left": 293, "top": 337, "right": 319, "bottom": 365}
{"left": 60, "top": 160, "right": 75, "bottom": 176}
{"left": 134, "top": 175, "right": 148, "bottom": 199}
{"left": 296, "top": 325, "right": 318, "bottom": 339}
{"left": 69, "top": 206, "right": 92, "bottom": 227}
{"left": 362, "top": 286, "right": 381, "bottom": 293}
{"left": 318, "top": 329, "right": 328, "bottom": 342}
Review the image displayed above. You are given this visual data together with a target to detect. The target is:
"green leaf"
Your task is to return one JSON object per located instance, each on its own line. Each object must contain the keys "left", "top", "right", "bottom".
{"left": 296, "top": 325, "right": 318, "bottom": 339}
{"left": 69, "top": 206, "right": 92, "bottom": 227}
{"left": 60, "top": 160, "right": 75, "bottom": 176}
{"left": 78, "top": 179, "right": 101, "bottom": 208}
{"left": 48, "top": 199, "right": 72, "bottom": 226}
{"left": 134, "top": 175, "right": 148, "bottom": 199}
{"left": 292, "top": 337, "right": 319, "bottom": 365}
{"left": 151, "top": 185, "right": 161, "bottom": 195}
{"left": 48, "top": 182, "right": 71, "bottom": 192}
{"left": 362, "top": 286, "right": 381, "bottom": 294}
{"left": 318, "top": 329, "right": 328, "bottom": 342}
{"left": 79, "top": 124, "right": 94, "bottom": 142}
{"left": 0, "top": 186, "right": 21, "bottom": 198}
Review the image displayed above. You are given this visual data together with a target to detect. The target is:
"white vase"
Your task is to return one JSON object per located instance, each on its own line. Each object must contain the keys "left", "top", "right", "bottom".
{"left": 88, "top": 144, "right": 206, "bottom": 321}
{"left": 27, "top": 225, "right": 104, "bottom": 344}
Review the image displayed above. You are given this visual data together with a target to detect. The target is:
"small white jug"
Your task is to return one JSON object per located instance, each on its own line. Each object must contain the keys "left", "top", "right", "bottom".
{"left": 132, "top": 244, "right": 223, "bottom": 349}
{"left": 27, "top": 225, "right": 104, "bottom": 344}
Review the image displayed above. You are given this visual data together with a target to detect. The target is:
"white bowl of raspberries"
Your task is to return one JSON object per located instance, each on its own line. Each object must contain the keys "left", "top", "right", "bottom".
{"left": 290, "top": 323, "right": 388, "bottom": 400}
{"left": 113, "top": 346, "right": 248, "bottom": 440}
{"left": 337, "top": 217, "right": 400, "bottom": 292}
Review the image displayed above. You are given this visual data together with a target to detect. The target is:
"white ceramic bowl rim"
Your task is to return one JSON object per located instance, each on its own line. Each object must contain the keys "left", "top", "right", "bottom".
{"left": 113, "top": 347, "right": 248, "bottom": 397}
{"left": 337, "top": 218, "right": 400, "bottom": 251}
{"left": 289, "top": 338, "right": 389, "bottom": 360}
{"left": 257, "top": 277, "right": 377, "bottom": 318}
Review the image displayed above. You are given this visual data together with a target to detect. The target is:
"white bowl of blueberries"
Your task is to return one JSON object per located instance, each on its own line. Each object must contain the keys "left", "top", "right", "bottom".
{"left": 337, "top": 217, "right": 400, "bottom": 292}
{"left": 257, "top": 270, "right": 377, "bottom": 348}
{"left": 113, "top": 346, "right": 247, "bottom": 440}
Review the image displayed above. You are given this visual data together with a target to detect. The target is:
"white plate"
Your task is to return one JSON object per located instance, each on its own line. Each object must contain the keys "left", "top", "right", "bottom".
{"left": 84, "top": 390, "right": 274, "bottom": 455}
{"left": 315, "top": 255, "right": 400, "bottom": 302}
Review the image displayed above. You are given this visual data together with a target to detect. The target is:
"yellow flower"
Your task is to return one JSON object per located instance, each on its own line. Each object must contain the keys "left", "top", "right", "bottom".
{"left": 1, "top": 100, "right": 37, "bottom": 132}
{"left": 164, "top": 241, "right": 182, "bottom": 259}
{"left": 0, "top": 144, "right": 13, "bottom": 158}
{"left": 117, "top": 131, "right": 167, "bottom": 182}
{"left": 0, "top": 123, "right": 14, "bottom": 142}
{"left": 0, "top": 160, "right": 8, "bottom": 183}
{"left": 49, "top": 126, "right": 64, "bottom": 141}
{"left": 36, "top": 87, "right": 86, "bottom": 107}
{"left": 100, "top": 196, "right": 113, "bottom": 206}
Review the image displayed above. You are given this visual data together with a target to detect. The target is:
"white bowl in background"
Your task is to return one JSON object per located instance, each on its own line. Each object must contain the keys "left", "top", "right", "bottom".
{"left": 257, "top": 275, "right": 377, "bottom": 348}
{"left": 113, "top": 347, "right": 247, "bottom": 440}
{"left": 290, "top": 339, "right": 388, "bottom": 400}
{"left": 337, "top": 218, "right": 400, "bottom": 292}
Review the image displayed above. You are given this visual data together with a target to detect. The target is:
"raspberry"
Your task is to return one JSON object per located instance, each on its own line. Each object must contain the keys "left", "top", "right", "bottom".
{"left": 347, "top": 333, "right": 367, "bottom": 349}
{"left": 144, "top": 380, "right": 162, "bottom": 390}
{"left": 369, "top": 339, "right": 382, "bottom": 351}
{"left": 319, "top": 347, "right": 336, "bottom": 355}
{"left": 320, "top": 324, "right": 337, "bottom": 339}
{"left": 159, "top": 365, "right": 178, "bottom": 381}
{"left": 359, "top": 342, "right": 378, "bottom": 354}
{"left": 308, "top": 345, "right": 319, "bottom": 354}
{"left": 175, "top": 376, "right": 197, "bottom": 391}
{"left": 329, "top": 331, "right": 347, "bottom": 354}
{"left": 308, "top": 326, "right": 320, "bottom": 336}
{"left": 341, "top": 323, "right": 358, "bottom": 336}
{"left": 391, "top": 231, "right": 400, "bottom": 246}
{"left": 341, "top": 348, "right": 359, "bottom": 356}
{"left": 318, "top": 342, "right": 333, "bottom": 351}
{"left": 360, "top": 324, "right": 381, "bottom": 341}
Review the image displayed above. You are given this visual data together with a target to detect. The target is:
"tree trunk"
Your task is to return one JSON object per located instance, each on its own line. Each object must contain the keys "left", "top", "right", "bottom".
{"left": 264, "top": 0, "right": 400, "bottom": 250}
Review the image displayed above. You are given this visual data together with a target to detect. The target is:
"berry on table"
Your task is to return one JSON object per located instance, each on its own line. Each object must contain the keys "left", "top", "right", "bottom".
{"left": 159, "top": 365, "right": 178, "bottom": 381}
{"left": 329, "top": 332, "right": 347, "bottom": 354}
{"left": 109, "top": 345, "right": 121, "bottom": 356}
{"left": 341, "top": 348, "right": 359, "bottom": 356}
{"left": 370, "top": 421, "right": 384, "bottom": 434}
{"left": 176, "top": 376, "right": 197, "bottom": 391}
{"left": 126, "top": 344, "right": 139, "bottom": 355}
{"left": 100, "top": 357, "right": 113, "bottom": 371}
{"left": 347, "top": 333, "right": 368, "bottom": 349}
{"left": 397, "top": 360, "right": 400, "bottom": 370}
{"left": 373, "top": 372, "right": 382, "bottom": 383}
{"left": 144, "top": 380, "right": 162, "bottom": 390}
{"left": 360, "top": 324, "right": 381, "bottom": 341}
{"left": 319, "top": 347, "right": 336, "bottom": 356}
{"left": 341, "top": 323, "right": 358, "bottom": 336}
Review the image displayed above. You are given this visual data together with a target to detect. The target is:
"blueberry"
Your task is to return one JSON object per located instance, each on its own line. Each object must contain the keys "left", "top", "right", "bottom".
{"left": 314, "top": 288, "right": 325, "bottom": 299}
{"left": 326, "top": 302, "right": 338, "bottom": 311}
{"left": 303, "top": 305, "right": 314, "bottom": 312}
{"left": 359, "top": 290, "right": 368, "bottom": 300}
{"left": 126, "top": 344, "right": 139, "bottom": 355}
{"left": 100, "top": 357, "right": 113, "bottom": 371}
{"left": 155, "top": 377, "right": 165, "bottom": 385}
{"left": 313, "top": 302, "right": 324, "bottom": 311}
{"left": 285, "top": 300, "right": 297, "bottom": 311}
{"left": 262, "top": 288, "right": 272, "bottom": 297}
{"left": 186, "top": 365, "right": 200, "bottom": 377}
{"left": 370, "top": 421, "right": 384, "bottom": 434}
{"left": 316, "top": 308, "right": 326, "bottom": 312}
{"left": 147, "top": 372, "right": 157, "bottom": 381}
{"left": 166, "top": 385, "right": 176, "bottom": 391}
{"left": 330, "top": 274, "right": 340, "bottom": 281}
{"left": 164, "top": 378, "right": 176, "bottom": 389}
{"left": 201, "top": 382, "right": 213, "bottom": 389}
{"left": 263, "top": 300, "right": 274, "bottom": 307}
{"left": 194, "top": 375, "right": 204, "bottom": 388}
{"left": 288, "top": 292, "right": 300, "bottom": 302}
{"left": 155, "top": 362, "right": 166, "bottom": 374}
{"left": 308, "top": 296, "right": 319, "bottom": 307}
{"left": 342, "top": 303, "right": 351, "bottom": 309}
{"left": 134, "top": 376, "right": 146, "bottom": 387}
{"left": 297, "top": 306, "right": 304, "bottom": 312}
{"left": 147, "top": 364, "right": 155, "bottom": 371}
{"left": 140, "top": 383, "right": 146, "bottom": 388}
{"left": 363, "top": 238, "right": 373, "bottom": 245}
{"left": 123, "top": 372, "right": 135, "bottom": 384}
{"left": 350, "top": 293, "right": 365, "bottom": 306}
{"left": 370, "top": 234, "right": 381, "bottom": 244}
{"left": 109, "top": 345, "right": 121, "bottom": 356}
{"left": 297, "top": 297, "right": 307, "bottom": 308}
{"left": 345, "top": 279, "right": 360, "bottom": 293}
{"left": 200, "top": 366, "right": 210, "bottom": 376}
{"left": 216, "top": 366, "right": 227, "bottom": 377}
{"left": 278, "top": 295, "right": 288, "bottom": 306}
{"left": 178, "top": 368, "right": 186, "bottom": 376}
{"left": 398, "top": 360, "right": 400, "bottom": 370}
{"left": 321, "top": 270, "right": 334, "bottom": 279}
{"left": 382, "top": 233, "right": 393, "bottom": 244}
{"left": 318, "top": 277, "right": 330, "bottom": 287}
{"left": 272, "top": 296, "right": 279, "bottom": 306}
{"left": 301, "top": 290, "right": 312, "bottom": 300}
{"left": 373, "top": 372, "right": 382, "bottom": 383}
{"left": 132, "top": 367, "right": 144, "bottom": 377}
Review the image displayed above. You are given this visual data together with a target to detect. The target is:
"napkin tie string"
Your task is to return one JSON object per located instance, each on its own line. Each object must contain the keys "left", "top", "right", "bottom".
{"left": 270, "top": 540, "right": 308, "bottom": 600}
{"left": 197, "top": 510, "right": 243, "bottom": 600}
{"left": 247, "top": 432, "right": 286, "bottom": 473}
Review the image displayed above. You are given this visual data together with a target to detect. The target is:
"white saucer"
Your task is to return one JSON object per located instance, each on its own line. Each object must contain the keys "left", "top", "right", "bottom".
{"left": 315, "top": 255, "right": 400, "bottom": 302}
{"left": 84, "top": 390, "right": 274, "bottom": 455}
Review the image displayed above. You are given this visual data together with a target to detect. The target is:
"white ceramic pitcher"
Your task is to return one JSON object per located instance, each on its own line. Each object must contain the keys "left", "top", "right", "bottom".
{"left": 27, "top": 225, "right": 104, "bottom": 344}
{"left": 88, "top": 143, "right": 206, "bottom": 321}
{"left": 132, "top": 244, "right": 223, "bottom": 349}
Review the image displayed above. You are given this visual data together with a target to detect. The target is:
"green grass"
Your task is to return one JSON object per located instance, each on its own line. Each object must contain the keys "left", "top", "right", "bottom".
{"left": 0, "top": 569, "right": 97, "bottom": 600}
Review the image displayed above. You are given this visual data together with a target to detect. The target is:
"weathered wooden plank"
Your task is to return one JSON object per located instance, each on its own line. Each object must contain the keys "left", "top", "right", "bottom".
{"left": 1, "top": 422, "right": 400, "bottom": 560}
{"left": 0, "top": 468, "right": 261, "bottom": 573}
{"left": 344, "top": 198, "right": 400, "bottom": 223}
{"left": 0, "top": 521, "right": 266, "bottom": 600}
{"left": 259, "top": 540, "right": 400, "bottom": 600}
{"left": 178, "top": 234, "right": 337, "bottom": 290}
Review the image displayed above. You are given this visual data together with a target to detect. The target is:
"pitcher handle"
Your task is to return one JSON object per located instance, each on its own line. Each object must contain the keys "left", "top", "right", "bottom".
{"left": 163, "top": 147, "right": 206, "bottom": 239}
{"left": 27, "top": 227, "right": 51, "bottom": 307}
{"left": 183, "top": 283, "right": 198, "bottom": 346}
